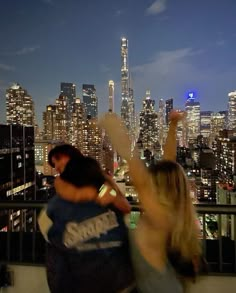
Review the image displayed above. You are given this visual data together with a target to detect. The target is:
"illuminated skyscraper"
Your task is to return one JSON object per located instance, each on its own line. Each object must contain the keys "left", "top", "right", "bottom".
{"left": 82, "top": 84, "right": 98, "bottom": 118}
{"left": 219, "top": 110, "right": 228, "bottom": 126}
{"left": 103, "top": 81, "right": 115, "bottom": 172}
{"left": 158, "top": 98, "right": 165, "bottom": 147}
{"left": 120, "top": 38, "right": 135, "bottom": 138}
{"left": 165, "top": 98, "right": 173, "bottom": 125}
{"left": 81, "top": 117, "right": 103, "bottom": 164}
{"left": 43, "top": 95, "right": 69, "bottom": 142}
{"left": 228, "top": 91, "right": 236, "bottom": 130}
{"left": 43, "top": 105, "right": 56, "bottom": 140}
{"left": 70, "top": 98, "right": 85, "bottom": 149}
{"left": 102, "top": 130, "right": 114, "bottom": 174}
{"left": 210, "top": 112, "right": 226, "bottom": 142}
{"left": 60, "top": 82, "right": 76, "bottom": 114}
{"left": 200, "top": 111, "right": 212, "bottom": 142}
{"left": 185, "top": 92, "right": 200, "bottom": 142}
{"left": 55, "top": 94, "right": 68, "bottom": 142}
{"left": 6, "top": 83, "right": 35, "bottom": 126}
{"left": 108, "top": 80, "right": 114, "bottom": 112}
{"left": 215, "top": 130, "right": 236, "bottom": 184}
{"left": 129, "top": 75, "right": 136, "bottom": 137}
{"left": 35, "top": 140, "right": 63, "bottom": 176}
{"left": 177, "top": 118, "right": 188, "bottom": 147}
{"left": 0, "top": 124, "right": 35, "bottom": 231}
{"left": 139, "top": 90, "right": 158, "bottom": 150}
{"left": 121, "top": 37, "right": 130, "bottom": 130}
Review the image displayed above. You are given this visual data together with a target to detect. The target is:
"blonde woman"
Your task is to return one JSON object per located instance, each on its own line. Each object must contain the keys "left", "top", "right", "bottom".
{"left": 98, "top": 111, "right": 203, "bottom": 293}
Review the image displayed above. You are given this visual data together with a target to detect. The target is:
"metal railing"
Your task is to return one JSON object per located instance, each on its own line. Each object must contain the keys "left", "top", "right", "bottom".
{"left": 0, "top": 201, "right": 236, "bottom": 274}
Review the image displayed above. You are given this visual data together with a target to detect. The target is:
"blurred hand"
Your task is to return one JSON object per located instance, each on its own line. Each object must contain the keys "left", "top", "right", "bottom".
{"left": 95, "top": 183, "right": 117, "bottom": 206}
{"left": 96, "top": 182, "right": 131, "bottom": 213}
{"left": 99, "top": 113, "right": 132, "bottom": 160}
{"left": 169, "top": 110, "right": 186, "bottom": 124}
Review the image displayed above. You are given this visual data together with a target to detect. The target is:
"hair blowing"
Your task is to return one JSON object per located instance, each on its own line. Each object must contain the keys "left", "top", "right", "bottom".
{"left": 149, "top": 160, "right": 203, "bottom": 279}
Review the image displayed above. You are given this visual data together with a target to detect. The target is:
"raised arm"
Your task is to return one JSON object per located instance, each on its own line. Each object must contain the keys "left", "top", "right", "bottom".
{"left": 99, "top": 113, "right": 172, "bottom": 230}
{"left": 163, "top": 110, "right": 186, "bottom": 161}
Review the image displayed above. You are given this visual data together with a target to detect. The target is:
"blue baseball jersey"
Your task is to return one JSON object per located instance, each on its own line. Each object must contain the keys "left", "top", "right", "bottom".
{"left": 39, "top": 196, "right": 135, "bottom": 293}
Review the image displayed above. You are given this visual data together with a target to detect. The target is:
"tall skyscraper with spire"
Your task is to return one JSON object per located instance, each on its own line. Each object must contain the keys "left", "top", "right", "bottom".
{"left": 120, "top": 37, "right": 135, "bottom": 141}
{"left": 121, "top": 37, "right": 130, "bottom": 130}
{"left": 108, "top": 80, "right": 114, "bottom": 112}
{"left": 129, "top": 73, "right": 136, "bottom": 137}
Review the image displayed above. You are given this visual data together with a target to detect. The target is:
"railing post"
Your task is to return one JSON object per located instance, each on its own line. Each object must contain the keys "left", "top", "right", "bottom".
{"left": 234, "top": 215, "right": 236, "bottom": 273}
{"left": 202, "top": 214, "right": 207, "bottom": 259}
{"left": 218, "top": 214, "right": 223, "bottom": 273}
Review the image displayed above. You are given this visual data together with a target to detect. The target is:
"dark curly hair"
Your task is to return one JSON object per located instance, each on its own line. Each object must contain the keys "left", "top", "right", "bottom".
{"left": 48, "top": 144, "right": 105, "bottom": 191}
{"left": 48, "top": 144, "right": 84, "bottom": 168}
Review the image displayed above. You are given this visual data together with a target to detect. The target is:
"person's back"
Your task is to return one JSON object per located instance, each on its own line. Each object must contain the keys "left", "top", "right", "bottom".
{"left": 129, "top": 229, "right": 183, "bottom": 293}
{"left": 40, "top": 195, "right": 135, "bottom": 293}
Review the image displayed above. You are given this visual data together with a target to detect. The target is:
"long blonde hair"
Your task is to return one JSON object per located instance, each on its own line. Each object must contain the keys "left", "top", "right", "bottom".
{"left": 149, "top": 160, "right": 201, "bottom": 266}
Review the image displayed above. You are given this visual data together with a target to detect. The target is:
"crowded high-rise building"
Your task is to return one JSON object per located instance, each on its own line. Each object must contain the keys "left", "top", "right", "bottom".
{"left": 200, "top": 111, "right": 212, "bottom": 144}
{"left": 35, "top": 140, "right": 63, "bottom": 176}
{"left": 139, "top": 90, "right": 158, "bottom": 151}
{"left": 158, "top": 98, "right": 165, "bottom": 147}
{"left": 0, "top": 124, "right": 35, "bottom": 231}
{"left": 43, "top": 95, "right": 69, "bottom": 142}
{"left": 81, "top": 117, "right": 103, "bottom": 164}
{"left": 6, "top": 83, "right": 35, "bottom": 126}
{"left": 165, "top": 98, "right": 173, "bottom": 125}
{"left": 42, "top": 105, "right": 57, "bottom": 140}
{"left": 82, "top": 84, "right": 98, "bottom": 118}
{"left": 129, "top": 75, "right": 136, "bottom": 137}
{"left": 70, "top": 98, "right": 85, "bottom": 149}
{"left": 55, "top": 94, "right": 68, "bottom": 142}
{"left": 210, "top": 112, "right": 226, "bottom": 143}
{"left": 214, "top": 130, "right": 236, "bottom": 184}
{"left": 185, "top": 92, "right": 200, "bottom": 143}
{"left": 60, "top": 82, "right": 76, "bottom": 115}
{"left": 228, "top": 91, "right": 236, "bottom": 131}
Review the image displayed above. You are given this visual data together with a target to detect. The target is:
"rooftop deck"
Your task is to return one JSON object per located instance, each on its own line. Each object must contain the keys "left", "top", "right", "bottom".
{"left": 0, "top": 201, "right": 236, "bottom": 292}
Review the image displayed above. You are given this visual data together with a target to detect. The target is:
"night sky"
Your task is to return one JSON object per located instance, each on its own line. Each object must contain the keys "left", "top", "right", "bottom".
{"left": 1, "top": 0, "right": 236, "bottom": 126}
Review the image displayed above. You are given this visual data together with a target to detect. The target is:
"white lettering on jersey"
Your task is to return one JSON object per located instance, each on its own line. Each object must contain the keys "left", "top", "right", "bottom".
{"left": 63, "top": 210, "right": 119, "bottom": 249}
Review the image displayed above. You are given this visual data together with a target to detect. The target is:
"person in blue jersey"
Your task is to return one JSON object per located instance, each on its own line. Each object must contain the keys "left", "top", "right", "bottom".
{"left": 38, "top": 144, "right": 136, "bottom": 293}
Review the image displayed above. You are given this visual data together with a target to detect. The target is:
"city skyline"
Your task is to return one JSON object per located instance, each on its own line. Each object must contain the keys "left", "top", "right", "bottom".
{"left": 1, "top": 0, "right": 236, "bottom": 125}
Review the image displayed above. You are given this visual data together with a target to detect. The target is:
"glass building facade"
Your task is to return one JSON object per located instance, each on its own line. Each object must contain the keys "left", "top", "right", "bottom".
{"left": 0, "top": 124, "right": 35, "bottom": 231}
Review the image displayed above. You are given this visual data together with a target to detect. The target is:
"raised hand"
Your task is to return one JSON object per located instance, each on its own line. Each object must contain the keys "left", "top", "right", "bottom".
{"left": 99, "top": 113, "right": 132, "bottom": 160}
{"left": 169, "top": 110, "right": 186, "bottom": 124}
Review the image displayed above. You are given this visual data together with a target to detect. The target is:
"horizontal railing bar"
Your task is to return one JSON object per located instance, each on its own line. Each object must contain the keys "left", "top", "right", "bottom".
{"left": 0, "top": 201, "right": 47, "bottom": 209}
{"left": 0, "top": 201, "right": 236, "bottom": 214}
{"left": 130, "top": 202, "right": 236, "bottom": 214}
